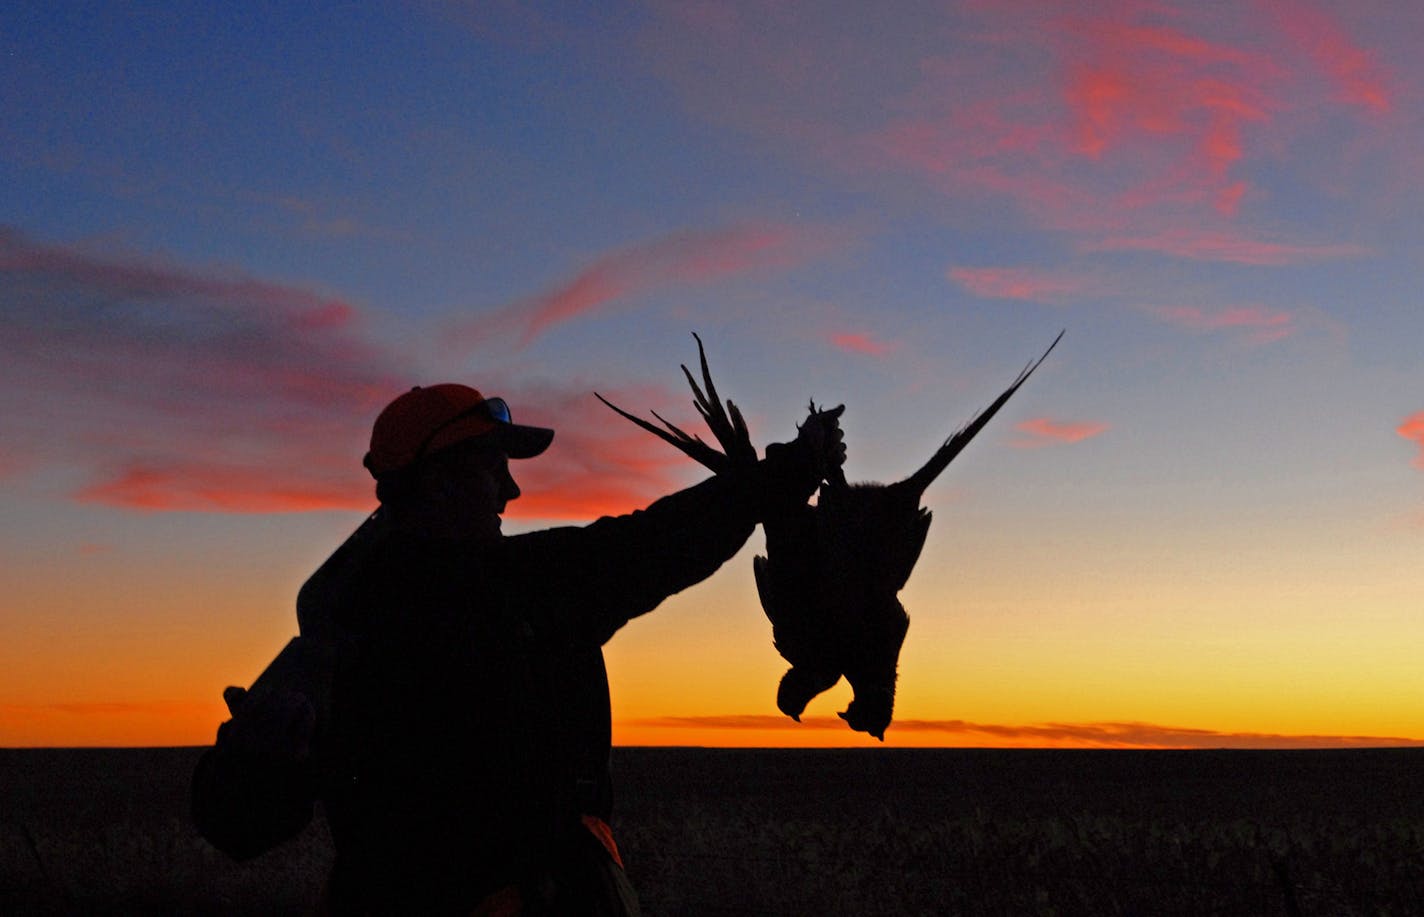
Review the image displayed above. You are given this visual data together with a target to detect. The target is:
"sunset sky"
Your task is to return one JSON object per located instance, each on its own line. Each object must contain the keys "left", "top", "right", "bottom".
{"left": 5, "top": 0, "right": 1424, "bottom": 749}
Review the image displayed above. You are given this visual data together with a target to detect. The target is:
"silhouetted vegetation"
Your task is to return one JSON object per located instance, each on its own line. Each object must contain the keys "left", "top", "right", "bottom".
{"left": 5, "top": 747, "right": 1424, "bottom": 915}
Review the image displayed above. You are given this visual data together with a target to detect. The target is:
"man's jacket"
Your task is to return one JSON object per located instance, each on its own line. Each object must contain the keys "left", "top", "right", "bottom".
{"left": 192, "top": 450, "right": 814, "bottom": 913}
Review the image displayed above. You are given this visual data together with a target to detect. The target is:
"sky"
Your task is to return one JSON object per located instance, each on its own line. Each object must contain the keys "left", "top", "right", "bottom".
{"left": 3, "top": 0, "right": 1424, "bottom": 749}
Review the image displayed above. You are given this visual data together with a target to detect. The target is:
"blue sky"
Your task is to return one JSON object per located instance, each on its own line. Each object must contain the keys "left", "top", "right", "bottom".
{"left": 4, "top": 0, "right": 1424, "bottom": 747}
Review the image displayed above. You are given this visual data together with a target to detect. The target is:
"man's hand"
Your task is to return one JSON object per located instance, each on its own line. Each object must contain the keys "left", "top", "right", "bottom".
{"left": 796, "top": 404, "right": 847, "bottom": 482}
{"left": 218, "top": 686, "right": 315, "bottom": 764}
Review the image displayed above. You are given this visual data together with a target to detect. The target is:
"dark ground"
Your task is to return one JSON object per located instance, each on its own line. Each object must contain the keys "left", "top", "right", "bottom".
{"left": 3, "top": 746, "right": 1423, "bottom": 915}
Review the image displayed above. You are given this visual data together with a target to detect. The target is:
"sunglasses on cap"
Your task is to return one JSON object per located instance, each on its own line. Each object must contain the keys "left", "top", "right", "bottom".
{"left": 412, "top": 396, "right": 513, "bottom": 463}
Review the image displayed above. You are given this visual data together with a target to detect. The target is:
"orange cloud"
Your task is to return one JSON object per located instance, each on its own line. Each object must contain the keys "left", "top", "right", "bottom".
{"left": 829, "top": 331, "right": 898, "bottom": 357}
{"left": 492, "top": 380, "right": 712, "bottom": 521}
{"left": 508, "top": 478, "right": 690, "bottom": 522}
{"left": 949, "top": 266, "right": 1088, "bottom": 303}
{"left": 461, "top": 224, "right": 845, "bottom": 348}
{"left": 1147, "top": 303, "right": 1297, "bottom": 343}
{"left": 1397, "top": 412, "right": 1424, "bottom": 468}
{"left": 74, "top": 464, "right": 372, "bottom": 514}
{"left": 1012, "top": 418, "right": 1109, "bottom": 448}
{"left": 1085, "top": 230, "right": 1366, "bottom": 265}
{"left": 625, "top": 715, "right": 1424, "bottom": 749}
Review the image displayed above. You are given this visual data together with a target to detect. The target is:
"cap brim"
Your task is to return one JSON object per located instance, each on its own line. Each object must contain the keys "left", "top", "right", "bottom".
{"left": 495, "top": 422, "right": 555, "bottom": 459}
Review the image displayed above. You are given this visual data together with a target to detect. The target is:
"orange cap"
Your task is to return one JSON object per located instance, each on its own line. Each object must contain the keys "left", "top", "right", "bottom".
{"left": 363, "top": 384, "right": 552, "bottom": 477}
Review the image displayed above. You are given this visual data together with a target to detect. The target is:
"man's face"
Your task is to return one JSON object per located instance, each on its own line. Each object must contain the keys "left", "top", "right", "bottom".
{"left": 418, "top": 438, "right": 521, "bottom": 537}
{"left": 460, "top": 442, "right": 521, "bottom": 514}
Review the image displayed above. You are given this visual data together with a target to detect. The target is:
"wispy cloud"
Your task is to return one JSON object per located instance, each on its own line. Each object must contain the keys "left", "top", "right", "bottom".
{"left": 642, "top": 3, "right": 1389, "bottom": 260}
{"left": 0, "top": 226, "right": 398, "bottom": 513}
{"left": 1084, "top": 230, "right": 1367, "bottom": 265}
{"left": 829, "top": 330, "right": 899, "bottom": 357}
{"left": 1012, "top": 417, "right": 1110, "bottom": 448}
{"left": 0, "top": 227, "right": 722, "bottom": 518}
{"left": 0, "top": 227, "right": 362, "bottom": 327}
{"left": 74, "top": 463, "right": 373, "bottom": 514}
{"left": 949, "top": 266, "right": 1090, "bottom": 303}
{"left": 627, "top": 715, "right": 1424, "bottom": 749}
{"left": 1397, "top": 412, "right": 1424, "bottom": 469}
{"left": 1058, "top": 19, "right": 1275, "bottom": 218}
{"left": 1146, "top": 303, "right": 1298, "bottom": 344}
{"left": 1259, "top": 0, "right": 1392, "bottom": 113}
{"left": 458, "top": 224, "right": 846, "bottom": 349}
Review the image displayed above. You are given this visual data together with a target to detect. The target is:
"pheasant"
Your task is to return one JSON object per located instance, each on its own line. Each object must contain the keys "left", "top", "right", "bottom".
{"left": 599, "top": 330, "right": 1061, "bottom": 739}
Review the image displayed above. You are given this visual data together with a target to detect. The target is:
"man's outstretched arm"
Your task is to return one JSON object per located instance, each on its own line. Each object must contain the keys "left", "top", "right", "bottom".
{"left": 505, "top": 415, "right": 844, "bottom": 644}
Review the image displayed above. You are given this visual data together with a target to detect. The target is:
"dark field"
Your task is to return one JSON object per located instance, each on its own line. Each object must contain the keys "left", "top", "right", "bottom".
{"left": 4, "top": 746, "right": 1424, "bottom": 915}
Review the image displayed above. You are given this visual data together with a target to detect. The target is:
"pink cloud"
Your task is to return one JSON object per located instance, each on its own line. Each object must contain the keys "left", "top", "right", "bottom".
{"left": 840, "top": 9, "right": 1288, "bottom": 230}
{"left": 1057, "top": 21, "right": 1275, "bottom": 214}
{"left": 627, "top": 714, "right": 1424, "bottom": 749}
{"left": 1084, "top": 230, "right": 1367, "bottom": 265}
{"left": 461, "top": 224, "right": 846, "bottom": 349}
{"left": 640, "top": 4, "right": 1390, "bottom": 255}
{"left": 829, "top": 331, "right": 898, "bottom": 357}
{"left": 0, "top": 227, "right": 357, "bottom": 330}
{"left": 1397, "top": 412, "right": 1424, "bottom": 468}
{"left": 1062, "top": 26, "right": 1269, "bottom": 150}
{"left": 1260, "top": 0, "right": 1391, "bottom": 113}
{"left": 1, "top": 226, "right": 398, "bottom": 513}
{"left": 1012, "top": 417, "right": 1110, "bottom": 448}
{"left": 0, "top": 234, "right": 731, "bottom": 523}
{"left": 0, "top": 240, "right": 717, "bottom": 517}
{"left": 0, "top": 227, "right": 816, "bottom": 519}
{"left": 949, "top": 266, "right": 1089, "bottom": 303}
{"left": 1147, "top": 303, "right": 1298, "bottom": 343}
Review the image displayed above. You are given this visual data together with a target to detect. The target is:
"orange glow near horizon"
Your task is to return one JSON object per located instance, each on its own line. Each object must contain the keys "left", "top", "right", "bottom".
{"left": 0, "top": 702, "right": 227, "bottom": 748}
{"left": 6, "top": 707, "right": 1422, "bottom": 750}
{"left": 7, "top": 514, "right": 1424, "bottom": 749}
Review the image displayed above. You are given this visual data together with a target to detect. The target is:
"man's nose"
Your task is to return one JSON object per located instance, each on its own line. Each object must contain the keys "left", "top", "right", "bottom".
{"left": 501, "top": 470, "right": 520, "bottom": 502}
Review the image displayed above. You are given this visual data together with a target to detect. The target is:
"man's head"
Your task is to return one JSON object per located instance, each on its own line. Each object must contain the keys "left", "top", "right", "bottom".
{"left": 363, "top": 384, "right": 554, "bottom": 535}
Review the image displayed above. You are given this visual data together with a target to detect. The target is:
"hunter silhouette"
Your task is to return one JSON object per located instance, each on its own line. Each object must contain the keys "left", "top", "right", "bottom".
{"left": 191, "top": 368, "right": 845, "bottom": 915}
